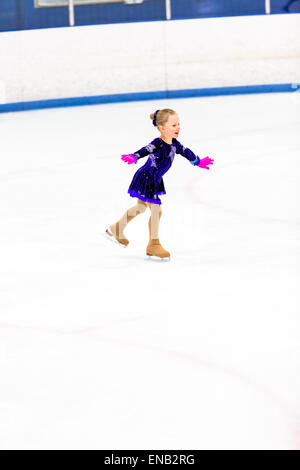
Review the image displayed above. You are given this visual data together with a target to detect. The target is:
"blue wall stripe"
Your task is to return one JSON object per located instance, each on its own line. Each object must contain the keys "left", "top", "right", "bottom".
{"left": 0, "top": 84, "right": 299, "bottom": 114}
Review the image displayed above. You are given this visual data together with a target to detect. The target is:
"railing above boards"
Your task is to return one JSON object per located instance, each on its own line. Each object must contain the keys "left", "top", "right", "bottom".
{"left": 32, "top": 1, "right": 298, "bottom": 29}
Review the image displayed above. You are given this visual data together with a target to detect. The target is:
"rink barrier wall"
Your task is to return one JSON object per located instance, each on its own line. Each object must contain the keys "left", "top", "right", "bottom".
{"left": 0, "top": 83, "right": 299, "bottom": 114}
{"left": 0, "top": 14, "right": 300, "bottom": 112}
{"left": 1, "top": 0, "right": 299, "bottom": 32}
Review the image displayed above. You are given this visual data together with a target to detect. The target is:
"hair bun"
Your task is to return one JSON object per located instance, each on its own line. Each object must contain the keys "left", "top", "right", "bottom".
{"left": 152, "top": 109, "right": 160, "bottom": 127}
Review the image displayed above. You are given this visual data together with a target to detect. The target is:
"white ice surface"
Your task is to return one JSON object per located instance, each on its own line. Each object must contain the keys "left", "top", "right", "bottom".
{"left": 0, "top": 92, "right": 300, "bottom": 450}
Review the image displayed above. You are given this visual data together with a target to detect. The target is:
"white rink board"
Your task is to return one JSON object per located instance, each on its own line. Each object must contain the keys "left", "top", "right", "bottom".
{"left": 0, "top": 14, "right": 300, "bottom": 103}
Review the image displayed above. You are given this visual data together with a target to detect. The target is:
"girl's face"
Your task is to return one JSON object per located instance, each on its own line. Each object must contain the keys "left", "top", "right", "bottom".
{"left": 160, "top": 114, "right": 180, "bottom": 139}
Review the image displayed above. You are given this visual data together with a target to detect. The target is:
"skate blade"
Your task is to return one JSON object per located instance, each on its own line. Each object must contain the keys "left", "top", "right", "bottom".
{"left": 145, "top": 255, "right": 170, "bottom": 262}
{"left": 103, "top": 230, "right": 128, "bottom": 248}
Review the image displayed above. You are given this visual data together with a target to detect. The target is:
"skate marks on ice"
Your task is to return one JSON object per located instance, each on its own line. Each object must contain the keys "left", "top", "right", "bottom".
{"left": 71, "top": 330, "right": 299, "bottom": 449}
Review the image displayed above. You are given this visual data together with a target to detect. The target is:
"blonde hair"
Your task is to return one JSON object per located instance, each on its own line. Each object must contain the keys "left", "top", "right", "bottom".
{"left": 150, "top": 108, "right": 176, "bottom": 129}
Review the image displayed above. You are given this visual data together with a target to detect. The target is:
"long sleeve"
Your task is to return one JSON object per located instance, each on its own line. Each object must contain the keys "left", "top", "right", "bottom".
{"left": 174, "top": 139, "right": 200, "bottom": 166}
{"left": 132, "top": 139, "right": 160, "bottom": 163}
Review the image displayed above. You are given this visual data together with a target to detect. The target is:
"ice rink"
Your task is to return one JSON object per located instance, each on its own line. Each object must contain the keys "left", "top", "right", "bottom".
{"left": 1, "top": 91, "right": 300, "bottom": 449}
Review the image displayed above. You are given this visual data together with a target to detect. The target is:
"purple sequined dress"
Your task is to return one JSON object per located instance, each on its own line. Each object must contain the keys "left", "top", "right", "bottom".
{"left": 128, "top": 137, "right": 200, "bottom": 205}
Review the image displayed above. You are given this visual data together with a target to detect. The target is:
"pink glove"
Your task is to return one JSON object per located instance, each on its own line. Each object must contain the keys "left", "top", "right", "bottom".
{"left": 197, "top": 156, "right": 214, "bottom": 170}
{"left": 121, "top": 154, "right": 137, "bottom": 164}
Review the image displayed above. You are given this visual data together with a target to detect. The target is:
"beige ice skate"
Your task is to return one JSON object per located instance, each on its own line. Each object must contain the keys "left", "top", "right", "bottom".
{"left": 105, "top": 199, "right": 148, "bottom": 248}
{"left": 146, "top": 238, "right": 170, "bottom": 261}
{"left": 105, "top": 222, "right": 129, "bottom": 248}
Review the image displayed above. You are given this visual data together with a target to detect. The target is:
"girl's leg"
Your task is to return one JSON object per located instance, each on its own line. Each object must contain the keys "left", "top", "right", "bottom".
{"left": 109, "top": 199, "right": 147, "bottom": 241}
{"left": 146, "top": 202, "right": 170, "bottom": 259}
{"left": 148, "top": 202, "right": 162, "bottom": 241}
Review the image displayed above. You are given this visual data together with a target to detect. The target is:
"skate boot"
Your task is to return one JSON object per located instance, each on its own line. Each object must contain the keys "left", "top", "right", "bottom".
{"left": 104, "top": 222, "right": 129, "bottom": 248}
{"left": 146, "top": 238, "right": 170, "bottom": 261}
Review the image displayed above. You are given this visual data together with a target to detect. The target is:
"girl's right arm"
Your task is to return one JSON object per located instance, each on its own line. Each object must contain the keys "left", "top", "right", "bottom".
{"left": 121, "top": 139, "right": 161, "bottom": 165}
{"left": 132, "top": 139, "right": 160, "bottom": 163}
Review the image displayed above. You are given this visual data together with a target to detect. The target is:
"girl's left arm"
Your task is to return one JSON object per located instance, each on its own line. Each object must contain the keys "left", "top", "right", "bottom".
{"left": 174, "top": 140, "right": 201, "bottom": 166}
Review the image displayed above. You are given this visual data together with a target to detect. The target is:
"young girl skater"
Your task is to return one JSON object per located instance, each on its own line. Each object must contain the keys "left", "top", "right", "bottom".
{"left": 105, "top": 108, "right": 214, "bottom": 261}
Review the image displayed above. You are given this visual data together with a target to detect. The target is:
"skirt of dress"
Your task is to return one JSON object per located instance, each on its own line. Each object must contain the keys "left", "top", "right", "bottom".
{"left": 128, "top": 167, "right": 166, "bottom": 205}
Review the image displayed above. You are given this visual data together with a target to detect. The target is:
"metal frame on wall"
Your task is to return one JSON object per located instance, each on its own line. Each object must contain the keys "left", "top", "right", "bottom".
{"left": 35, "top": 0, "right": 172, "bottom": 26}
{"left": 34, "top": 0, "right": 120, "bottom": 6}
{"left": 34, "top": 1, "right": 275, "bottom": 27}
